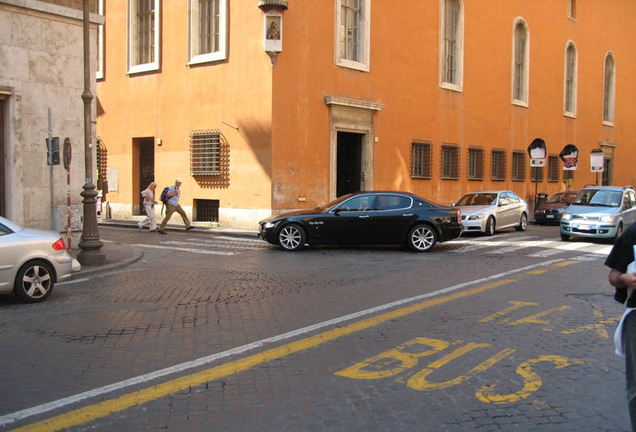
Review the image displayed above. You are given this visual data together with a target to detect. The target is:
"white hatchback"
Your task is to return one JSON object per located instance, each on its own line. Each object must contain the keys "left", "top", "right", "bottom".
{"left": 0, "top": 216, "right": 81, "bottom": 303}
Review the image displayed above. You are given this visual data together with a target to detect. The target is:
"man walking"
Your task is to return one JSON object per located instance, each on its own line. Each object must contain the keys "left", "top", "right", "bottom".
{"left": 606, "top": 222, "right": 636, "bottom": 431}
{"left": 158, "top": 178, "right": 193, "bottom": 234}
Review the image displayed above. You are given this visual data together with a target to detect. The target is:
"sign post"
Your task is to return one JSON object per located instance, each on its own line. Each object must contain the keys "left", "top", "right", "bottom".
{"left": 64, "top": 138, "right": 72, "bottom": 252}
{"left": 528, "top": 138, "right": 546, "bottom": 212}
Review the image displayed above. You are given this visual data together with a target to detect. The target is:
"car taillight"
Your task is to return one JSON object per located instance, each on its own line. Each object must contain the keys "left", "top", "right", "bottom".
{"left": 52, "top": 238, "right": 66, "bottom": 251}
{"left": 456, "top": 210, "right": 461, "bottom": 221}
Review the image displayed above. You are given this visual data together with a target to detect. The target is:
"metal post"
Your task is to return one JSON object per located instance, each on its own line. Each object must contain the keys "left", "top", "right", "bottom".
{"left": 77, "top": 0, "right": 105, "bottom": 266}
{"left": 48, "top": 108, "right": 55, "bottom": 230}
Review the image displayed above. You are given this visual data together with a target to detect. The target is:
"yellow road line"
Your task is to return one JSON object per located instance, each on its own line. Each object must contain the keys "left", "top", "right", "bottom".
{"left": 15, "top": 278, "right": 516, "bottom": 432}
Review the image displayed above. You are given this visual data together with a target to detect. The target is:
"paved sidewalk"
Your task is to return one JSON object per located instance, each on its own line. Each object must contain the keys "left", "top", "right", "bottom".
{"left": 69, "top": 219, "right": 258, "bottom": 278}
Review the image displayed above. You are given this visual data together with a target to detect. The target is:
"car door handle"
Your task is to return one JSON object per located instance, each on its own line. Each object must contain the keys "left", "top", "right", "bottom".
{"left": 402, "top": 214, "right": 414, "bottom": 217}
{"left": 358, "top": 215, "right": 369, "bottom": 218}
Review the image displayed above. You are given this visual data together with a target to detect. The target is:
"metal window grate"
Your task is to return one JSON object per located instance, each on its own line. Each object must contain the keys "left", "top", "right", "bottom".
{"left": 531, "top": 166, "right": 544, "bottom": 182}
{"left": 512, "top": 152, "right": 526, "bottom": 181}
{"left": 411, "top": 142, "right": 432, "bottom": 179}
{"left": 190, "top": 129, "right": 220, "bottom": 175}
{"left": 441, "top": 144, "right": 459, "bottom": 179}
{"left": 194, "top": 199, "right": 219, "bottom": 222}
{"left": 491, "top": 150, "right": 506, "bottom": 181}
{"left": 548, "top": 155, "right": 560, "bottom": 182}
{"left": 468, "top": 148, "right": 484, "bottom": 180}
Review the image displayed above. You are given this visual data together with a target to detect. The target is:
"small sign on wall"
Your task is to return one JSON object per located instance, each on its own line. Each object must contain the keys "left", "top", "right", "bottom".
{"left": 107, "top": 167, "right": 118, "bottom": 191}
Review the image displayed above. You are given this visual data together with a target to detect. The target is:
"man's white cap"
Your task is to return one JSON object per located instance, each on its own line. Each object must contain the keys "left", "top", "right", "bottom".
{"left": 175, "top": 178, "right": 182, "bottom": 183}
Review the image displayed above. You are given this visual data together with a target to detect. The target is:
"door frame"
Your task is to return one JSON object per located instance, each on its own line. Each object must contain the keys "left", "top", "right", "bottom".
{"left": 326, "top": 97, "right": 383, "bottom": 201}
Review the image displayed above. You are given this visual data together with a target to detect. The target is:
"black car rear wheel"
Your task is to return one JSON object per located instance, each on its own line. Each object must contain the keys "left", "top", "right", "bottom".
{"left": 278, "top": 224, "right": 306, "bottom": 251}
{"left": 407, "top": 224, "right": 437, "bottom": 252}
{"left": 14, "top": 260, "right": 55, "bottom": 303}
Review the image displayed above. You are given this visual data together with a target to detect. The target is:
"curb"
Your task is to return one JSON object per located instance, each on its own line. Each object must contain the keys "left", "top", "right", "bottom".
{"left": 98, "top": 220, "right": 258, "bottom": 239}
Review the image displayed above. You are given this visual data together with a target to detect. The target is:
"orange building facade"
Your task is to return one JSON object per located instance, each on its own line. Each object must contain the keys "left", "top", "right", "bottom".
{"left": 97, "top": 0, "right": 636, "bottom": 230}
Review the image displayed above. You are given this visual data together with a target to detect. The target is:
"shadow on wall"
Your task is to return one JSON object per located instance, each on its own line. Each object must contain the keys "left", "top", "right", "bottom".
{"left": 235, "top": 120, "right": 272, "bottom": 180}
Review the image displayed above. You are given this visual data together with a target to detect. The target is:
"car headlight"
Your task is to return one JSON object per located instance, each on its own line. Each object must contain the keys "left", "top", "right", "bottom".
{"left": 600, "top": 215, "right": 615, "bottom": 223}
{"left": 468, "top": 214, "right": 485, "bottom": 220}
{"left": 263, "top": 221, "right": 276, "bottom": 229}
{"left": 562, "top": 213, "right": 571, "bottom": 221}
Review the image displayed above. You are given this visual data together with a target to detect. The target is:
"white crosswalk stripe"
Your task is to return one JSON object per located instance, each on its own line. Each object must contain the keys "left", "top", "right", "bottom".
{"left": 450, "top": 236, "right": 611, "bottom": 258}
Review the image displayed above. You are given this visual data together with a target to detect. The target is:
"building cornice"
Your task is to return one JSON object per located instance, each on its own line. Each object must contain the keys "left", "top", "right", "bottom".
{"left": 324, "top": 96, "right": 383, "bottom": 112}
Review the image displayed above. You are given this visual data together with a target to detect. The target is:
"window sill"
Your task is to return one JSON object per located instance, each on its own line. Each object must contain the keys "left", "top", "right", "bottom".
{"left": 602, "top": 120, "right": 615, "bottom": 127}
{"left": 439, "top": 82, "right": 463, "bottom": 93}
{"left": 563, "top": 111, "right": 577, "bottom": 119}
{"left": 188, "top": 52, "right": 227, "bottom": 66}
{"left": 336, "top": 58, "right": 369, "bottom": 73}
{"left": 511, "top": 99, "right": 528, "bottom": 108}
{"left": 128, "top": 62, "right": 160, "bottom": 75}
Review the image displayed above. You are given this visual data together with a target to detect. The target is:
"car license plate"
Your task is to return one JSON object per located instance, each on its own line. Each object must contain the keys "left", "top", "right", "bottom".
{"left": 546, "top": 215, "right": 555, "bottom": 219}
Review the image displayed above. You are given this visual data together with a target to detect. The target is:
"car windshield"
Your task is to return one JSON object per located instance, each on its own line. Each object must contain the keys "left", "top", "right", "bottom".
{"left": 456, "top": 193, "right": 497, "bottom": 206}
{"left": 572, "top": 189, "right": 622, "bottom": 207}
{"left": 547, "top": 193, "right": 576, "bottom": 204}
{"left": 314, "top": 194, "right": 354, "bottom": 212}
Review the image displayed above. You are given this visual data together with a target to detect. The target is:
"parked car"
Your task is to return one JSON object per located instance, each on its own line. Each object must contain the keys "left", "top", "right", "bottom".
{"left": 534, "top": 191, "right": 578, "bottom": 225}
{"left": 258, "top": 191, "right": 462, "bottom": 252}
{"left": 560, "top": 185, "right": 636, "bottom": 242}
{"left": 453, "top": 190, "right": 529, "bottom": 236}
{"left": 0, "top": 216, "right": 80, "bottom": 303}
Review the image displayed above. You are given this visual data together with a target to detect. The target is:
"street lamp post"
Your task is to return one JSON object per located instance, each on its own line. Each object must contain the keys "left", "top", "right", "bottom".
{"left": 77, "top": 0, "right": 105, "bottom": 266}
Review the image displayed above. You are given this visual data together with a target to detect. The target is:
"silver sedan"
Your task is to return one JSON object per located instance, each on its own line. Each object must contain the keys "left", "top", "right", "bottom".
{"left": 0, "top": 216, "right": 80, "bottom": 302}
{"left": 454, "top": 190, "right": 529, "bottom": 236}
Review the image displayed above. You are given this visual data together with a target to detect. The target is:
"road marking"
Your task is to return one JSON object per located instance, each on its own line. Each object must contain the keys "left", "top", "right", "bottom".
{"left": 162, "top": 240, "right": 264, "bottom": 251}
{"left": 1, "top": 258, "right": 568, "bottom": 431}
{"left": 132, "top": 244, "right": 236, "bottom": 256}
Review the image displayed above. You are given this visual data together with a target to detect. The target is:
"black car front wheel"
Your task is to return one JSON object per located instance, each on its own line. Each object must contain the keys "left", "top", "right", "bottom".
{"left": 14, "top": 260, "right": 55, "bottom": 303}
{"left": 407, "top": 224, "right": 437, "bottom": 252}
{"left": 278, "top": 224, "right": 306, "bottom": 251}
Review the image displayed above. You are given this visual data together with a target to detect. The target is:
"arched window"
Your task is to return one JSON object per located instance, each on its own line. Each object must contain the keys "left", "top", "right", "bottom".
{"left": 439, "top": 0, "right": 463, "bottom": 91}
{"left": 564, "top": 42, "right": 577, "bottom": 116}
{"left": 511, "top": 19, "right": 529, "bottom": 105}
{"left": 603, "top": 52, "right": 616, "bottom": 124}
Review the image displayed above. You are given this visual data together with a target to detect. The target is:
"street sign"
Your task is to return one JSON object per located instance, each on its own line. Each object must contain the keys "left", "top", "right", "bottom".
{"left": 46, "top": 137, "right": 60, "bottom": 165}
{"left": 63, "top": 138, "right": 72, "bottom": 171}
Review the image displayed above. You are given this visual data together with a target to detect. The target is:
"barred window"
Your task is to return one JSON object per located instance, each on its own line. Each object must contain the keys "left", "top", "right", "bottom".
{"left": 530, "top": 166, "right": 544, "bottom": 182}
{"left": 128, "top": 0, "right": 160, "bottom": 73}
{"left": 564, "top": 42, "right": 577, "bottom": 116}
{"left": 468, "top": 148, "right": 484, "bottom": 180}
{"left": 441, "top": 0, "right": 463, "bottom": 88}
{"left": 548, "top": 155, "right": 560, "bottom": 182}
{"left": 603, "top": 52, "right": 616, "bottom": 124}
{"left": 512, "top": 152, "right": 526, "bottom": 181}
{"left": 411, "top": 142, "right": 432, "bottom": 179}
{"left": 189, "top": 0, "right": 227, "bottom": 64}
{"left": 513, "top": 20, "right": 529, "bottom": 103}
{"left": 190, "top": 130, "right": 221, "bottom": 175}
{"left": 441, "top": 144, "right": 459, "bottom": 179}
{"left": 336, "top": 0, "right": 370, "bottom": 71}
{"left": 491, "top": 150, "right": 506, "bottom": 181}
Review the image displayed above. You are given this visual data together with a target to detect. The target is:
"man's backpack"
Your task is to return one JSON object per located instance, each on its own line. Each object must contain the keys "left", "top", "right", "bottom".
{"left": 160, "top": 187, "right": 170, "bottom": 214}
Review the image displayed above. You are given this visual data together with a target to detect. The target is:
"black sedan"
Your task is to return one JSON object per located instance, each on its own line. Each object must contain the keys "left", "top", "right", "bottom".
{"left": 534, "top": 191, "right": 578, "bottom": 225}
{"left": 257, "top": 192, "right": 462, "bottom": 252}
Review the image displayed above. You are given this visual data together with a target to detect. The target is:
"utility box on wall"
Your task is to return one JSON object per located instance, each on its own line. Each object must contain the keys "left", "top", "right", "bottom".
{"left": 54, "top": 205, "right": 83, "bottom": 232}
